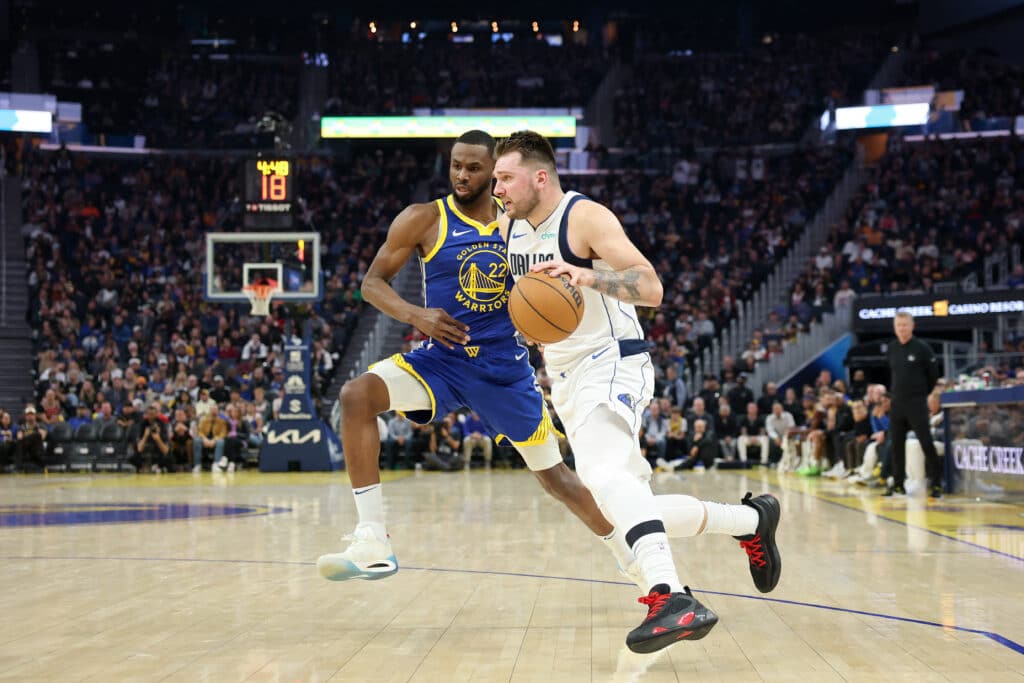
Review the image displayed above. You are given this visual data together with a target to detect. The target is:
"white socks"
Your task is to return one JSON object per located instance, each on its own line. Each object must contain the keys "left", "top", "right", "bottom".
{"left": 602, "top": 528, "right": 636, "bottom": 570}
{"left": 701, "top": 500, "right": 758, "bottom": 537}
{"left": 352, "top": 483, "right": 387, "bottom": 540}
{"left": 632, "top": 531, "right": 682, "bottom": 593}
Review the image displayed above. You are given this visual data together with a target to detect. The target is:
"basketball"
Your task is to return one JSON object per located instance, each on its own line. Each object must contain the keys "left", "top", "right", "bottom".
{"left": 508, "top": 272, "right": 585, "bottom": 344}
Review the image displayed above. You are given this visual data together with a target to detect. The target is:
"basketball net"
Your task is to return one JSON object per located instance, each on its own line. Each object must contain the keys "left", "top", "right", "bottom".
{"left": 242, "top": 279, "right": 280, "bottom": 316}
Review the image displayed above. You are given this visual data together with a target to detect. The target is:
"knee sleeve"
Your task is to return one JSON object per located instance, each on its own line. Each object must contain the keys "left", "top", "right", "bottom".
{"left": 366, "top": 358, "right": 432, "bottom": 413}
{"left": 516, "top": 431, "right": 565, "bottom": 471}
{"left": 654, "top": 494, "right": 707, "bottom": 537}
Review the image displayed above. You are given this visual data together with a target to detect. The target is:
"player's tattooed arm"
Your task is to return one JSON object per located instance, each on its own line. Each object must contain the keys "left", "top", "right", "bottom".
{"left": 589, "top": 266, "right": 646, "bottom": 303}
{"left": 530, "top": 260, "right": 660, "bottom": 305}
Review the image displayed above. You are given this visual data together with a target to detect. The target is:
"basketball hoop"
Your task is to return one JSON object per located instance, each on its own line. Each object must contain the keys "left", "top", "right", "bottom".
{"left": 243, "top": 279, "right": 280, "bottom": 316}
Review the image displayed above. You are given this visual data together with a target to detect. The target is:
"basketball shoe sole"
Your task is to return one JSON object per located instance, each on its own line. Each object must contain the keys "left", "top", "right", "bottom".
{"left": 317, "top": 526, "right": 399, "bottom": 581}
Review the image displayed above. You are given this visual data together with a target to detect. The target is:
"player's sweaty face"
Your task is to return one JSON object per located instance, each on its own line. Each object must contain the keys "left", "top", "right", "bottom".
{"left": 492, "top": 153, "right": 538, "bottom": 219}
{"left": 450, "top": 143, "right": 494, "bottom": 205}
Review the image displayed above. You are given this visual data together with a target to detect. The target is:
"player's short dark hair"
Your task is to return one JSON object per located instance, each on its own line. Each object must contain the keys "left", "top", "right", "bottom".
{"left": 455, "top": 129, "right": 496, "bottom": 155}
{"left": 495, "top": 130, "right": 557, "bottom": 172}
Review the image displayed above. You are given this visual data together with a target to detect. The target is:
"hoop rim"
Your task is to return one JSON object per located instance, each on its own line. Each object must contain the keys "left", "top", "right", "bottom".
{"left": 242, "top": 280, "right": 281, "bottom": 315}
{"left": 242, "top": 282, "right": 281, "bottom": 297}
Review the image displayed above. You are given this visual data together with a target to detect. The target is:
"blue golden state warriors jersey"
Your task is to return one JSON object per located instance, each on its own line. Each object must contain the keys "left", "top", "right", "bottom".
{"left": 373, "top": 193, "right": 556, "bottom": 447}
{"left": 422, "top": 194, "right": 516, "bottom": 350}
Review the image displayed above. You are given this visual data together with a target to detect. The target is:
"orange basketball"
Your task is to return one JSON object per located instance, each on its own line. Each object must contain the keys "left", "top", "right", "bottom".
{"left": 508, "top": 272, "right": 585, "bottom": 344}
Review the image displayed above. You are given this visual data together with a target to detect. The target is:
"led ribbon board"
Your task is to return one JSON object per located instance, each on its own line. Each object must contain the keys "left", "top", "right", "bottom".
{"left": 321, "top": 115, "right": 577, "bottom": 138}
{"left": 0, "top": 109, "right": 52, "bottom": 133}
{"left": 820, "top": 103, "right": 930, "bottom": 131}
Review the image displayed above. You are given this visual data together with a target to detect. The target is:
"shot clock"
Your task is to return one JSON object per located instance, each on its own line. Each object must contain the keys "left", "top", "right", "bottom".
{"left": 244, "top": 157, "right": 294, "bottom": 229}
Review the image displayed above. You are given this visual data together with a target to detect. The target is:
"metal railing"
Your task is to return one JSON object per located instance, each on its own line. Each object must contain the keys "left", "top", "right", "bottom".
{"left": 940, "top": 340, "right": 983, "bottom": 380}
{"left": 983, "top": 245, "right": 1022, "bottom": 287}
{"left": 753, "top": 313, "right": 849, "bottom": 390}
{"left": 0, "top": 168, "right": 7, "bottom": 328}
{"left": 684, "top": 312, "right": 850, "bottom": 398}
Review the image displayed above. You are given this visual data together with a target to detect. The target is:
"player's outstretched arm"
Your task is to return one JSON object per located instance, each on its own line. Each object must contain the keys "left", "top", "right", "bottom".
{"left": 530, "top": 200, "right": 663, "bottom": 307}
{"left": 363, "top": 203, "right": 470, "bottom": 349}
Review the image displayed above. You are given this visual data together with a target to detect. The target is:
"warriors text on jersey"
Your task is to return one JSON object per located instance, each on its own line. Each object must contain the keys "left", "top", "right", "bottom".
{"left": 506, "top": 191, "right": 646, "bottom": 369}
{"left": 422, "top": 194, "right": 516, "bottom": 348}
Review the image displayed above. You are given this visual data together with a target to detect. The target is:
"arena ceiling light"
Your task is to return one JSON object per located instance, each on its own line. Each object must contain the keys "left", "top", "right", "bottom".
{"left": 321, "top": 115, "right": 577, "bottom": 139}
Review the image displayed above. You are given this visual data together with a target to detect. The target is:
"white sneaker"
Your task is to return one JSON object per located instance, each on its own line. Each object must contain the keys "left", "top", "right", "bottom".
{"left": 655, "top": 457, "right": 675, "bottom": 473}
{"left": 227, "top": 461, "right": 236, "bottom": 473}
{"left": 823, "top": 462, "right": 846, "bottom": 479}
{"left": 192, "top": 464, "right": 201, "bottom": 474}
{"left": 317, "top": 525, "right": 399, "bottom": 581}
{"left": 617, "top": 559, "right": 646, "bottom": 592}
{"left": 904, "top": 478, "right": 925, "bottom": 497}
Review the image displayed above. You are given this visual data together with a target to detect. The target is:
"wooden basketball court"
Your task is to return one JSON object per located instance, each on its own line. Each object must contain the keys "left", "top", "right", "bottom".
{"left": 1, "top": 468, "right": 1022, "bottom": 682}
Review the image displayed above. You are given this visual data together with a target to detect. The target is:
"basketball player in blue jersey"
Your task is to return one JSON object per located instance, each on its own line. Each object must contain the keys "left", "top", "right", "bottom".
{"left": 495, "top": 130, "right": 783, "bottom": 653}
{"left": 316, "top": 130, "right": 642, "bottom": 585}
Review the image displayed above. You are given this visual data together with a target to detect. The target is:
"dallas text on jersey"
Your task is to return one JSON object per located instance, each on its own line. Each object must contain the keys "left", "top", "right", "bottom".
{"left": 507, "top": 252, "right": 554, "bottom": 277}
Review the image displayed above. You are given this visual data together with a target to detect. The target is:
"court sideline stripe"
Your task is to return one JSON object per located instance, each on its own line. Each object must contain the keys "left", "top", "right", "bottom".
{"left": 755, "top": 475, "right": 1024, "bottom": 563}
{"left": 2, "top": 554, "right": 1021, "bottom": 656}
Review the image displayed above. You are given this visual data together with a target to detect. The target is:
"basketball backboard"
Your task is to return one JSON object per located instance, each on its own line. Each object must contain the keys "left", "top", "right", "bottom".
{"left": 205, "top": 232, "right": 322, "bottom": 305}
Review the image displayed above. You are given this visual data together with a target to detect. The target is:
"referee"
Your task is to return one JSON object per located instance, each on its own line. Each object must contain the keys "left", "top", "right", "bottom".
{"left": 885, "top": 312, "right": 942, "bottom": 498}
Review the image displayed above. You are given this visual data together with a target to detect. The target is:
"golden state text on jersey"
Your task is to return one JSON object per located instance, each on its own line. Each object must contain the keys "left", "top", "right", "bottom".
{"left": 422, "top": 195, "right": 516, "bottom": 348}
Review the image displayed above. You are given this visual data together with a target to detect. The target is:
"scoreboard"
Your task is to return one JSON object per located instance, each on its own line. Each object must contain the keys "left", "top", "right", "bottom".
{"left": 244, "top": 158, "right": 293, "bottom": 229}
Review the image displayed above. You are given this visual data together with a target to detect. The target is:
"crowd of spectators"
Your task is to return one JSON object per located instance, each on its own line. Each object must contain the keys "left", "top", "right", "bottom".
{"left": 614, "top": 31, "right": 889, "bottom": 149}
{"left": 782, "top": 134, "right": 1024, "bottom": 330}
{"left": 14, "top": 15, "right": 1024, "bottom": 482}
{"left": 895, "top": 46, "right": 1024, "bottom": 130}
{"left": 367, "top": 339, "right": 951, "bottom": 494}
{"left": 40, "top": 39, "right": 299, "bottom": 148}
{"left": 5, "top": 145, "right": 444, "bottom": 472}
{"left": 615, "top": 146, "right": 854, "bottom": 378}
{"left": 323, "top": 37, "right": 606, "bottom": 115}
{"left": 23, "top": 4, "right": 307, "bottom": 148}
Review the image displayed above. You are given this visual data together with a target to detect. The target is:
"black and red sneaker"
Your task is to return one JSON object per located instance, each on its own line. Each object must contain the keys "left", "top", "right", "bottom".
{"left": 734, "top": 492, "right": 782, "bottom": 593}
{"left": 625, "top": 584, "right": 719, "bottom": 653}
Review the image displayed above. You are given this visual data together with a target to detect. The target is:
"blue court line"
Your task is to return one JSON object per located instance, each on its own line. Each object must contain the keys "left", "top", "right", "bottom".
{"left": 806, "top": 494, "right": 1024, "bottom": 563}
{"left": 722, "top": 471, "right": 1024, "bottom": 563}
{"left": 2, "top": 554, "right": 1022, "bottom": 656}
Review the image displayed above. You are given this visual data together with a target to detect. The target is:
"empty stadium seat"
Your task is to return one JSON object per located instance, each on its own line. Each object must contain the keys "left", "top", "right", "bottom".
{"left": 68, "top": 422, "right": 100, "bottom": 472}
{"left": 44, "top": 422, "right": 75, "bottom": 471}
{"left": 95, "top": 423, "right": 129, "bottom": 472}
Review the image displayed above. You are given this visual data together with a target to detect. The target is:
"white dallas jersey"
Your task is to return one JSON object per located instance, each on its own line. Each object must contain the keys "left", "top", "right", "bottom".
{"left": 506, "top": 191, "right": 645, "bottom": 369}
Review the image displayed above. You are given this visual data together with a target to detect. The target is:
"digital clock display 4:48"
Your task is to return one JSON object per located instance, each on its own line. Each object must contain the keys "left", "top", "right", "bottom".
{"left": 253, "top": 159, "right": 291, "bottom": 202}
{"left": 244, "top": 158, "right": 294, "bottom": 228}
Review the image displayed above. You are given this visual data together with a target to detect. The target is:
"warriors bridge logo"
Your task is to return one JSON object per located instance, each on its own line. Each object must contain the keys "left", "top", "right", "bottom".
{"left": 456, "top": 243, "right": 510, "bottom": 313}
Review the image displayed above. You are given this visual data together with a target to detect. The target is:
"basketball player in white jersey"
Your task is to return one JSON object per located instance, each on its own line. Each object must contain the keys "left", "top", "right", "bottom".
{"left": 495, "top": 130, "right": 782, "bottom": 653}
{"left": 317, "top": 131, "right": 649, "bottom": 589}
